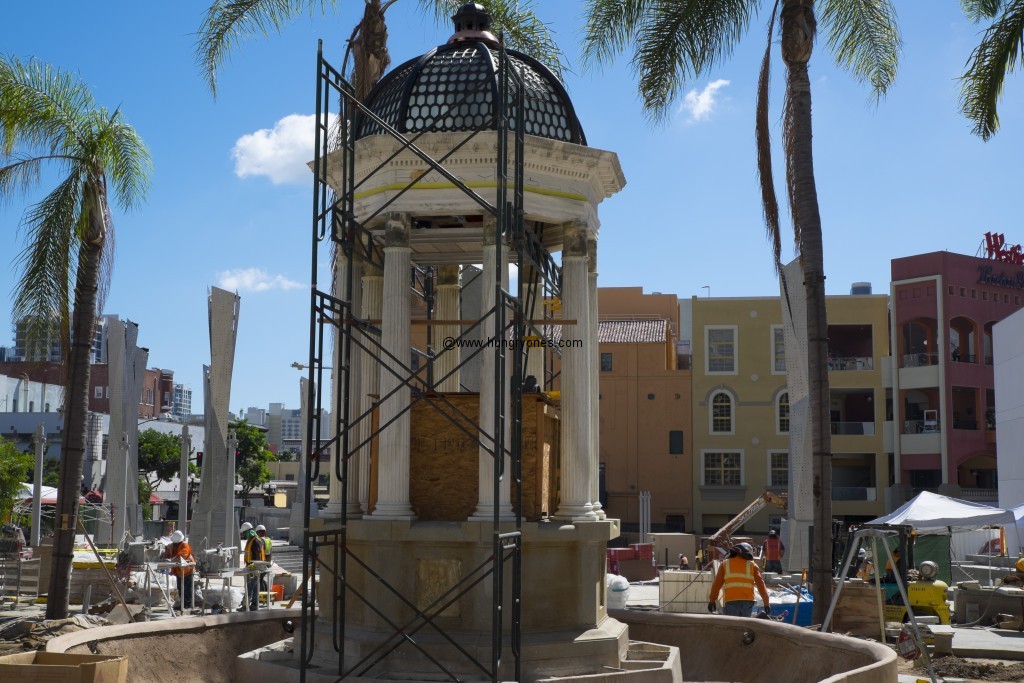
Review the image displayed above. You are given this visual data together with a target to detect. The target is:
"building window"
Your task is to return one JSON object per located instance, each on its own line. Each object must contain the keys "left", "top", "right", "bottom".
{"left": 711, "top": 391, "right": 734, "bottom": 434}
{"left": 777, "top": 392, "right": 790, "bottom": 433}
{"left": 772, "top": 326, "right": 786, "bottom": 373}
{"left": 948, "top": 285, "right": 954, "bottom": 296}
{"left": 94, "top": 386, "right": 103, "bottom": 399}
{"left": 703, "top": 451, "right": 742, "bottom": 486}
{"left": 960, "top": 287, "right": 966, "bottom": 297}
{"left": 601, "top": 352, "right": 613, "bottom": 371}
{"left": 769, "top": 451, "right": 789, "bottom": 487}
{"left": 706, "top": 326, "right": 737, "bottom": 374}
{"left": 669, "top": 430, "right": 684, "bottom": 455}
{"left": 983, "top": 291, "right": 989, "bottom": 301}
{"left": 971, "top": 288, "right": 977, "bottom": 299}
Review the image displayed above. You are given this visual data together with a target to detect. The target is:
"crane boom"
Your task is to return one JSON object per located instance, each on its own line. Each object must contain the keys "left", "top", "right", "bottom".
{"left": 708, "top": 491, "right": 789, "bottom": 544}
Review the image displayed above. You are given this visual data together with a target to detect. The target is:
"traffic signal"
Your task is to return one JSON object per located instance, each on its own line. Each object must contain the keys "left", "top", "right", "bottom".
{"left": 196, "top": 452, "right": 203, "bottom": 468}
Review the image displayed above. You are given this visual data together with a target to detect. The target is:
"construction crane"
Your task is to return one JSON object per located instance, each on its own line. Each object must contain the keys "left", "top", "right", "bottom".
{"left": 705, "top": 491, "right": 789, "bottom": 562}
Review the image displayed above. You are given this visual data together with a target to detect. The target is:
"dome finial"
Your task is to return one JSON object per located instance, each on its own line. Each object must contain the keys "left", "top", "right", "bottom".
{"left": 449, "top": 2, "right": 498, "bottom": 47}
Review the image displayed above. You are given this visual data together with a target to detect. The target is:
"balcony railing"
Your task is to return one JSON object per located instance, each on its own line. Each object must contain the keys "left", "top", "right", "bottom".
{"left": 902, "top": 352, "right": 938, "bottom": 368}
{"left": 950, "top": 353, "right": 976, "bottom": 363}
{"left": 833, "top": 487, "right": 877, "bottom": 502}
{"left": 960, "top": 487, "right": 998, "bottom": 502}
{"left": 953, "top": 419, "right": 979, "bottom": 430}
{"left": 831, "top": 421, "right": 876, "bottom": 436}
{"left": 903, "top": 420, "right": 940, "bottom": 434}
{"left": 828, "top": 355, "right": 874, "bottom": 371}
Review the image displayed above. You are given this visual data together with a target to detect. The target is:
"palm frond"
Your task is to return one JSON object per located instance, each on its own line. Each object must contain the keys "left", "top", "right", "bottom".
{"left": 963, "top": 0, "right": 1005, "bottom": 22}
{"left": 580, "top": 0, "right": 649, "bottom": 69}
{"left": 91, "top": 110, "right": 152, "bottom": 210}
{"left": 0, "top": 56, "right": 97, "bottom": 158}
{"left": 13, "top": 172, "right": 83, "bottom": 353}
{"left": 0, "top": 154, "right": 79, "bottom": 201}
{"left": 756, "top": 1, "right": 782, "bottom": 273}
{"left": 783, "top": 67, "right": 800, "bottom": 252}
{"left": 819, "top": 0, "right": 901, "bottom": 101}
{"left": 195, "top": 0, "right": 337, "bottom": 96}
{"left": 960, "top": 0, "right": 1024, "bottom": 140}
{"left": 580, "top": 0, "right": 759, "bottom": 122}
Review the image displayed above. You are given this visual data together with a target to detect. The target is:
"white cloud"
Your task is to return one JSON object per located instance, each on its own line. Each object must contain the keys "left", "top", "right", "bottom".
{"left": 679, "top": 79, "right": 731, "bottom": 123}
{"left": 217, "top": 268, "right": 303, "bottom": 293}
{"left": 232, "top": 114, "right": 331, "bottom": 184}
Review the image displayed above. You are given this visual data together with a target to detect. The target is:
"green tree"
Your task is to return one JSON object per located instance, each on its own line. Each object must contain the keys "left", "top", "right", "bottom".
{"left": 26, "top": 457, "right": 60, "bottom": 488}
{"left": 0, "top": 437, "right": 33, "bottom": 522}
{"left": 960, "top": 0, "right": 1024, "bottom": 139}
{"left": 582, "top": 0, "right": 901, "bottom": 621}
{"left": 196, "top": 0, "right": 565, "bottom": 101}
{"left": 138, "top": 428, "right": 183, "bottom": 489}
{"left": 0, "top": 56, "right": 152, "bottom": 619}
{"left": 232, "top": 420, "right": 275, "bottom": 504}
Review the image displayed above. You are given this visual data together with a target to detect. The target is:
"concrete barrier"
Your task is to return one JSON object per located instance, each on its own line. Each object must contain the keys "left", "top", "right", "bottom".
{"left": 45, "top": 609, "right": 301, "bottom": 683}
{"left": 613, "top": 610, "right": 896, "bottom": 683}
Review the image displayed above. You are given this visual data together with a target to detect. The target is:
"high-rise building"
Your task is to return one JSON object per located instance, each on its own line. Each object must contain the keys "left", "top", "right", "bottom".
{"left": 172, "top": 383, "right": 192, "bottom": 421}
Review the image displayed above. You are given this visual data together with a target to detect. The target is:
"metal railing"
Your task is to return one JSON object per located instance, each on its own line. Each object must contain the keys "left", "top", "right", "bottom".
{"left": 901, "top": 352, "right": 938, "bottom": 368}
{"left": 830, "top": 421, "right": 876, "bottom": 436}
{"left": 903, "top": 419, "right": 940, "bottom": 434}
{"left": 952, "top": 419, "right": 979, "bottom": 430}
{"left": 827, "top": 356, "right": 874, "bottom": 371}
{"left": 832, "top": 487, "right": 877, "bottom": 502}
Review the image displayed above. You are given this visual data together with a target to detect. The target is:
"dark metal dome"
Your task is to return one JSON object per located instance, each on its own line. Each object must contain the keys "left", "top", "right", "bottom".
{"left": 355, "top": 34, "right": 586, "bottom": 145}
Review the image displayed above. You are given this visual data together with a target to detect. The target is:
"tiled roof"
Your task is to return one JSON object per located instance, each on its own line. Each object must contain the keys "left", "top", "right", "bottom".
{"left": 545, "top": 319, "right": 667, "bottom": 344}
{"left": 598, "top": 319, "right": 667, "bottom": 344}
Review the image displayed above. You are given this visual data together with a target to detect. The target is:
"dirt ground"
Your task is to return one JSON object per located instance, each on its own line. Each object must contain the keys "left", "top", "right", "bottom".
{"left": 896, "top": 654, "right": 1024, "bottom": 682}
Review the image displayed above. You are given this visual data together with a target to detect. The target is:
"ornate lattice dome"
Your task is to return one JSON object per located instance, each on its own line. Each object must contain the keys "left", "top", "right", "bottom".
{"left": 354, "top": 5, "right": 586, "bottom": 145}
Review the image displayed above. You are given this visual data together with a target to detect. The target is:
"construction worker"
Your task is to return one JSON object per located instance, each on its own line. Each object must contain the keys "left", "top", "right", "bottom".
{"left": 164, "top": 530, "right": 195, "bottom": 611}
{"left": 240, "top": 522, "right": 266, "bottom": 610}
{"left": 883, "top": 548, "right": 902, "bottom": 583}
{"left": 762, "top": 529, "right": 785, "bottom": 574}
{"left": 707, "top": 543, "right": 772, "bottom": 618}
{"left": 256, "top": 524, "right": 273, "bottom": 593}
{"left": 1015, "top": 555, "right": 1024, "bottom": 576}
{"left": 256, "top": 524, "right": 273, "bottom": 561}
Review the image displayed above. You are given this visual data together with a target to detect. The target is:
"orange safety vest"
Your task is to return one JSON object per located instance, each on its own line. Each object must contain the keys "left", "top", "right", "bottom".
{"left": 165, "top": 541, "right": 195, "bottom": 577}
{"left": 722, "top": 557, "right": 756, "bottom": 602}
{"left": 244, "top": 535, "right": 266, "bottom": 565}
{"left": 763, "top": 537, "right": 783, "bottom": 561}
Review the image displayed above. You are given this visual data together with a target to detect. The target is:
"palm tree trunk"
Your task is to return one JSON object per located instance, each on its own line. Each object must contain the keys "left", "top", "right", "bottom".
{"left": 46, "top": 182, "right": 105, "bottom": 619}
{"left": 351, "top": 0, "right": 390, "bottom": 101}
{"left": 781, "top": 0, "right": 832, "bottom": 624}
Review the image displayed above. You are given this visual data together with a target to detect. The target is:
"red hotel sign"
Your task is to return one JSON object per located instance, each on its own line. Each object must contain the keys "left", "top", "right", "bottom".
{"left": 984, "top": 232, "right": 1024, "bottom": 265}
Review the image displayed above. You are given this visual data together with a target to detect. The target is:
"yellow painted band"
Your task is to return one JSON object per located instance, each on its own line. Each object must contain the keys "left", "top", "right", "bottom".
{"left": 354, "top": 181, "right": 587, "bottom": 202}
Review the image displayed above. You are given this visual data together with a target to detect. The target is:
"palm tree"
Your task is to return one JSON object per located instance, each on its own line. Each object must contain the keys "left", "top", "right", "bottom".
{"left": 960, "top": 0, "right": 1024, "bottom": 140}
{"left": 582, "top": 0, "right": 901, "bottom": 622}
{"left": 196, "top": 0, "right": 566, "bottom": 101}
{"left": 0, "top": 56, "right": 151, "bottom": 619}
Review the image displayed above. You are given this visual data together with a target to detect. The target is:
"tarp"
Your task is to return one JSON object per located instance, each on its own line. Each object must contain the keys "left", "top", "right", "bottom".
{"left": 866, "top": 491, "right": 1015, "bottom": 532}
{"left": 17, "top": 482, "right": 59, "bottom": 503}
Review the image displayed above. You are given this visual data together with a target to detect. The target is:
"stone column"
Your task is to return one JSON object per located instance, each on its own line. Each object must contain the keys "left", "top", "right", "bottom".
{"left": 470, "top": 220, "right": 514, "bottom": 521}
{"left": 358, "top": 268, "right": 383, "bottom": 512}
{"left": 371, "top": 213, "right": 416, "bottom": 520}
{"left": 588, "top": 237, "right": 605, "bottom": 519}
{"left": 555, "top": 222, "right": 596, "bottom": 521}
{"left": 323, "top": 256, "right": 349, "bottom": 520}
{"left": 191, "top": 287, "right": 241, "bottom": 546}
{"left": 434, "top": 265, "right": 462, "bottom": 392}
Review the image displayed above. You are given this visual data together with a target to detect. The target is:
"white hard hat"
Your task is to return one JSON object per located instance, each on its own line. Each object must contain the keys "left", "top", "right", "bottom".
{"left": 256, "top": 524, "right": 266, "bottom": 533}
{"left": 239, "top": 522, "right": 253, "bottom": 533}
{"left": 171, "top": 530, "right": 185, "bottom": 543}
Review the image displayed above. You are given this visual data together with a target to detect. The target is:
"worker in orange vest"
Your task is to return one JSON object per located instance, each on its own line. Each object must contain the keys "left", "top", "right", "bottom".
{"left": 164, "top": 530, "right": 196, "bottom": 611}
{"left": 762, "top": 529, "right": 785, "bottom": 574}
{"left": 708, "top": 543, "right": 772, "bottom": 617}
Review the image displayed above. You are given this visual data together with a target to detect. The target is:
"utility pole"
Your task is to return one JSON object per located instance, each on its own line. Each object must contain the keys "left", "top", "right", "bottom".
{"left": 32, "top": 422, "right": 45, "bottom": 547}
{"left": 178, "top": 423, "right": 191, "bottom": 535}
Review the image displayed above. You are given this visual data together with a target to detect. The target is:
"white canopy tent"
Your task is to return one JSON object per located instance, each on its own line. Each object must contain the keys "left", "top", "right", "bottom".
{"left": 866, "top": 491, "right": 1015, "bottom": 532}
{"left": 1006, "top": 503, "right": 1024, "bottom": 555}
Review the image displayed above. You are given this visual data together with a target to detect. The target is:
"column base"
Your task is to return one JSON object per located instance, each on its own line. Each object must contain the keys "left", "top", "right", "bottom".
{"left": 345, "top": 504, "right": 365, "bottom": 519}
{"left": 468, "top": 504, "right": 516, "bottom": 522}
{"left": 321, "top": 503, "right": 344, "bottom": 519}
{"left": 370, "top": 503, "right": 416, "bottom": 520}
{"left": 591, "top": 503, "right": 607, "bottom": 520}
{"left": 553, "top": 503, "right": 597, "bottom": 522}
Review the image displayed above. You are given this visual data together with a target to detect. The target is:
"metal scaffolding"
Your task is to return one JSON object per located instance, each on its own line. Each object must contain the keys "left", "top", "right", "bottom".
{"left": 298, "top": 38, "right": 562, "bottom": 682}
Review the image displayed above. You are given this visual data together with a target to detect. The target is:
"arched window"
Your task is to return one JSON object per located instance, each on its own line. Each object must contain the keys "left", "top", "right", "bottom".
{"left": 711, "top": 391, "right": 734, "bottom": 434}
{"left": 777, "top": 392, "right": 790, "bottom": 434}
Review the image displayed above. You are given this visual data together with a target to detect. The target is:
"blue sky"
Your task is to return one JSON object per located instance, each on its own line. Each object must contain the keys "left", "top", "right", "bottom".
{"left": 3, "top": 2, "right": 1023, "bottom": 413}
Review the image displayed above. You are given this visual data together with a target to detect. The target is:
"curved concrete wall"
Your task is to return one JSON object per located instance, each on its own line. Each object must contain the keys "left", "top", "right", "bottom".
{"left": 46, "top": 609, "right": 301, "bottom": 683}
{"left": 613, "top": 611, "right": 896, "bottom": 683}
